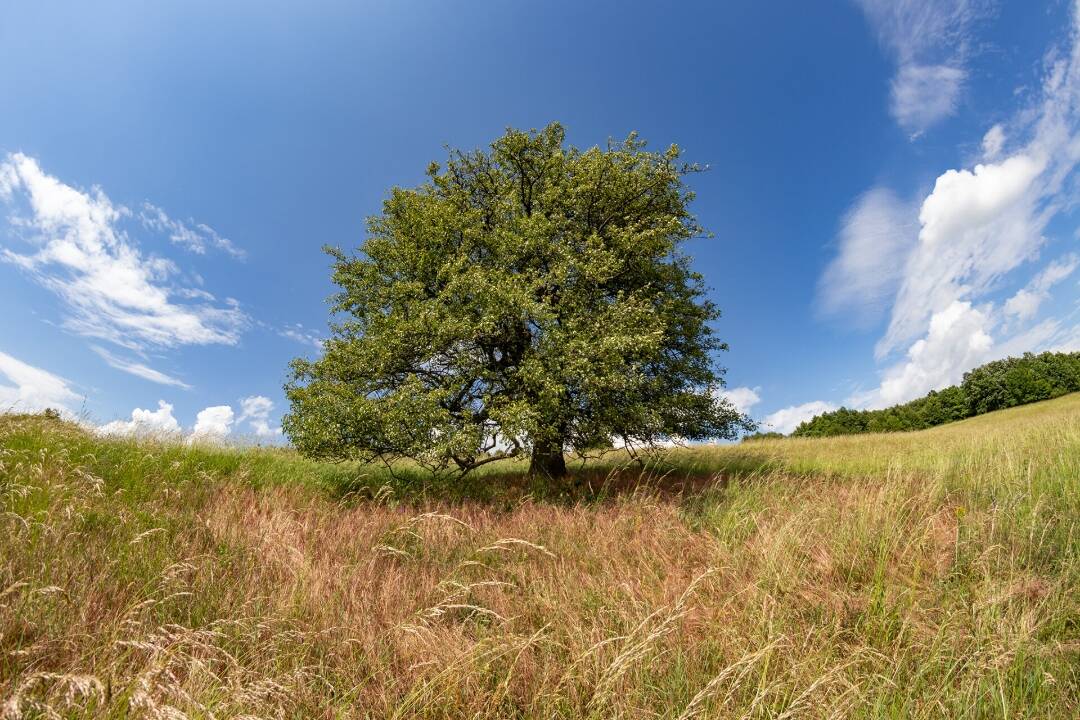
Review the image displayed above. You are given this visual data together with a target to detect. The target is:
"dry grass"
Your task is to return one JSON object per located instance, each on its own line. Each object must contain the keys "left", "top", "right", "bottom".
{"left": 1, "top": 394, "right": 1078, "bottom": 718}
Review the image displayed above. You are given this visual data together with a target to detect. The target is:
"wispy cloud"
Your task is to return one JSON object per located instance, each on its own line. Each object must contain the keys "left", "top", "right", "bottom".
{"left": 0, "top": 153, "right": 248, "bottom": 351}
{"left": 853, "top": 0, "right": 986, "bottom": 136}
{"left": 278, "top": 322, "right": 325, "bottom": 351}
{"left": 982, "top": 124, "right": 1006, "bottom": 160}
{"left": 91, "top": 345, "right": 191, "bottom": 389}
{"left": 818, "top": 187, "right": 919, "bottom": 325}
{"left": 1003, "top": 254, "right": 1078, "bottom": 322}
{"left": 0, "top": 349, "right": 82, "bottom": 415}
{"left": 139, "top": 202, "right": 245, "bottom": 259}
{"left": 813, "top": 1, "right": 1080, "bottom": 412}
{"left": 889, "top": 63, "right": 966, "bottom": 137}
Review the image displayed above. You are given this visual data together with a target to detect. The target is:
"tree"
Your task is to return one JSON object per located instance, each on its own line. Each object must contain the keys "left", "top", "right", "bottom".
{"left": 283, "top": 123, "right": 753, "bottom": 478}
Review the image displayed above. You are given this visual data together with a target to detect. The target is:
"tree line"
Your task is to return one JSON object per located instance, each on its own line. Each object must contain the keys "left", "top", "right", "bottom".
{"left": 787, "top": 351, "right": 1080, "bottom": 438}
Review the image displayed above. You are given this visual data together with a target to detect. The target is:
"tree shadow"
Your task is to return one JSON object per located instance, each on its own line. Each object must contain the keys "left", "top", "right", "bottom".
{"left": 320, "top": 449, "right": 787, "bottom": 511}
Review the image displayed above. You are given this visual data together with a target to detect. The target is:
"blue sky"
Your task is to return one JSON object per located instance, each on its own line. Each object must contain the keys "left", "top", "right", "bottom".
{"left": 2, "top": 0, "right": 1079, "bottom": 438}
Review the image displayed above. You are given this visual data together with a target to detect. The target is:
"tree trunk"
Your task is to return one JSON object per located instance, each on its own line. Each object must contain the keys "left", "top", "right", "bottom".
{"left": 529, "top": 439, "right": 567, "bottom": 479}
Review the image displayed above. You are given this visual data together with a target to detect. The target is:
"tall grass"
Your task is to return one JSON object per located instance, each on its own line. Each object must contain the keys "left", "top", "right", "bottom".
{"left": 2, "top": 394, "right": 1078, "bottom": 718}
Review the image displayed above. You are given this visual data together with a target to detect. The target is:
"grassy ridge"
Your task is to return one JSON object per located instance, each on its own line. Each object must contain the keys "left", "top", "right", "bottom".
{"left": 2, "top": 395, "right": 1079, "bottom": 718}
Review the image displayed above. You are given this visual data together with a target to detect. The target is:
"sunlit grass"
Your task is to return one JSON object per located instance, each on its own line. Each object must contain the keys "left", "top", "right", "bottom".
{"left": 2, "top": 394, "right": 1078, "bottom": 718}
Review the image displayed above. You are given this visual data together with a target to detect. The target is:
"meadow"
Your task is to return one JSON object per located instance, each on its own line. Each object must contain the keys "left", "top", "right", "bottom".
{"left": 2, "top": 394, "right": 1078, "bottom": 718}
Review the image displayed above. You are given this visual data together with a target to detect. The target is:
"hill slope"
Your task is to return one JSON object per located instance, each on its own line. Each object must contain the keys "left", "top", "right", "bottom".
{"left": 2, "top": 394, "right": 1079, "bottom": 718}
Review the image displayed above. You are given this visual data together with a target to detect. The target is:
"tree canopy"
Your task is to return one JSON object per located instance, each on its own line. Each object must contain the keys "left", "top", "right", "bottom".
{"left": 283, "top": 123, "right": 752, "bottom": 477}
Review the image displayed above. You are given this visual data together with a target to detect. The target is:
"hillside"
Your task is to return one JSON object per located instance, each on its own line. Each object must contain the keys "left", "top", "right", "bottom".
{"left": 2, "top": 394, "right": 1079, "bottom": 718}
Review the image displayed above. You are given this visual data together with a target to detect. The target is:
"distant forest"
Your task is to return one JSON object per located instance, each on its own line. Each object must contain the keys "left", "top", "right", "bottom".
{"left": 781, "top": 351, "right": 1080, "bottom": 438}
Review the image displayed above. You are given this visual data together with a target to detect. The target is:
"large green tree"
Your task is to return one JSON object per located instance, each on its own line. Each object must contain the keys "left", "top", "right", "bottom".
{"left": 283, "top": 123, "right": 752, "bottom": 478}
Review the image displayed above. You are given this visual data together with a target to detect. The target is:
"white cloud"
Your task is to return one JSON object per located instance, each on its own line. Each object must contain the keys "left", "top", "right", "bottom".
{"left": 819, "top": 187, "right": 919, "bottom": 323}
{"left": 91, "top": 345, "right": 191, "bottom": 389}
{"left": 720, "top": 386, "right": 761, "bottom": 415}
{"left": 853, "top": 0, "right": 985, "bottom": 135}
{"left": 996, "top": 318, "right": 1073, "bottom": 357}
{"left": 0, "top": 162, "right": 17, "bottom": 198}
{"left": 0, "top": 350, "right": 82, "bottom": 415}
{"left": 1032, "top": 254, "right": 1079, "bottom": 289}
{"left": 1002, "top": 289, "right": 1042, "bottom": 322}
{"left": 98, "top": 400, "right": 181, "bottom": 437}
{"left": 191, "top": 405, "right": 234, "bottom": 441}
{"left": 762, "top": 400, "right": 837, "bottom": 435}
{"left": 852, "top": 301, "right": 993, "bottom": 408}
{"left": 95, "top": 396, "right": 280, "bottom": 444}
{"left": 1003, "top": 254, "right": 1078, "bottom": 321}
{"left": 982, "top": 124, "right": 1006, "bottom": 159}
{"left": 139, "top": 202, "right": 244, "bottom": 259}
{"left": 879, "top": 154, "right": 1046, "bottom": 356}
{"left": 819, "top": 1, "right": 1080, "bottom": 414}
{"left": 0, "top": 153, "right": 248, "bottom": 351}
{"left": 237, "top": 394, "right": 281, "bottom": 437}
{"left": 890, "top": 64, "right": 966, "bottom": 136}
{"left": 1043, "top": 323, "right": 1080, "bottom": 353}
{"left": 278, "top": 323, "right": 324, "bottom": 351}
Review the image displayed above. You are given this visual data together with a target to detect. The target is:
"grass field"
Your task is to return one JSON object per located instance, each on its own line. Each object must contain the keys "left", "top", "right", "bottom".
{"left": 2, "top": 394, "right": 1078, "bottom": 718}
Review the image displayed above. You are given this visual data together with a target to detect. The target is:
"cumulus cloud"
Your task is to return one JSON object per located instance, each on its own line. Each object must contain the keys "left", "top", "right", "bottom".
{"left": 853, "top": 0, "right": 985, "bottom": 135}
{"left": 879, "top": 153, "right": 1046, "bottom": 355}
{"left": 91, "top": 345, "right": 191, "bottom": 389}
{"left": 98, "top": 400, "right": 181, "bottom": 437}
{"left": 0, "top": 350, "right": 82, "bottom": 415}
{"left": 191, "top": 405, "right": 234, "bottom": 441}
{"left": 139, "top": 202, "right": 244, "bottom": 259}
{"left": 0, "top": 153, "right": 248, "bottom": 351}
{"left": 97, "top": 397, "right": 281, "bottom": 443}
{"left": 762, "top": 400, "right": 838, "bottom": 435}
{"left": 851, "top": 301, "right": 993, "bottom": 408}
{"left": 237, "top": 395, "right": 281, "bottom": 437}
{"left": 720, "top": 386, "right": 761, "bottom": 415}
{"left": 818, "top": 187, "right": 919, "bottom": 323}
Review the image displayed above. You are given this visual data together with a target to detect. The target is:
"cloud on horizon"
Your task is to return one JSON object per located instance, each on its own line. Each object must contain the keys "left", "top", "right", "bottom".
{"left": 97, "top": 395, "right": 283, "bottom": 442}
{"left": 762, "top": 400, "right": 838, "bottom": 435}
{"left": 238, "top": 395, "right": 282, "bottom": 438}
{"left": 191, "top": 404, "right": 235, "bottom": 441}
{"left": 98, "top": 400, "right": 182, "bottom": 437}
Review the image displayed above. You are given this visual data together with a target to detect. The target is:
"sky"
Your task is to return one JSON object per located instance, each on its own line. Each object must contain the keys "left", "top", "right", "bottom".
{"left": 1, "top": 0, "right": 1079, "bottom": 439}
